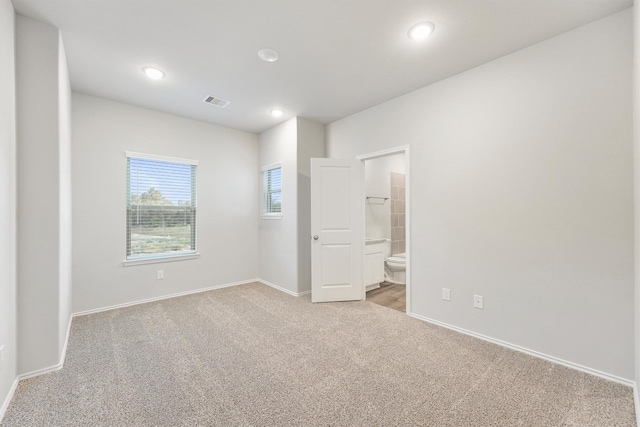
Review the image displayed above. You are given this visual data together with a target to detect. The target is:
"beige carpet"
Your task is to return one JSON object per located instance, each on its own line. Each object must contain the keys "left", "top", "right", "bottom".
{"left": 1, "top": 282, "right": 636, "bottom": 426}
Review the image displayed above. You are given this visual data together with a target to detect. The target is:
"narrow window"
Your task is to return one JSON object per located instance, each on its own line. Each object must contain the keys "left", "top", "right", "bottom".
{"left": 262, "top": 163, "right": 282, "bottom": 218}
{"left": 126, "top": 152, "right": 198, "bottom": 261}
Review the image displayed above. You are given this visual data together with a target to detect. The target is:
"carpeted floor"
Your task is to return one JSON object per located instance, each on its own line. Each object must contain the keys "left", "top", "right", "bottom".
{"left": 1, "top": 282, "right": 636, "bottom": 426}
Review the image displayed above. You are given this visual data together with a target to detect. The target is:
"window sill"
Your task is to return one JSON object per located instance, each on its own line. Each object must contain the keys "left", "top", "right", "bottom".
{"left": 262, "top": 213, "right": 283, "bottom": 220}
{"left": 123, "top": 252, "right": 200, "bottom": 267}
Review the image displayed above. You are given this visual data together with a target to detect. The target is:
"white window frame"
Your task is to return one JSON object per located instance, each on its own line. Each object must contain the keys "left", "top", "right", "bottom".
{"left": 262, "top": 162, "right": 282, "bottom": 219}
{"left": 123, "top": 151, "right": 200, "bottom": 266}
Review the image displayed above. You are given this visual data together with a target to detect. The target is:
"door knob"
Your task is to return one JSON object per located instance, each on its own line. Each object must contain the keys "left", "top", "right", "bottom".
{"left": 313, "top": 235, "right": 319, "bottom": 240}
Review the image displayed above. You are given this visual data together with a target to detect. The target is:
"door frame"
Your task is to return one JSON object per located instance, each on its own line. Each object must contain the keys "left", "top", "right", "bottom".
{"left": 357, "top": 145, "right": 411, "bottom": 314}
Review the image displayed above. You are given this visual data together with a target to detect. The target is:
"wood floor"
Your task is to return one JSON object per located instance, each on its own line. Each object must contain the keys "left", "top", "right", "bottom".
{"left": 366, "top": 282, "right": 406, "bottom": 312}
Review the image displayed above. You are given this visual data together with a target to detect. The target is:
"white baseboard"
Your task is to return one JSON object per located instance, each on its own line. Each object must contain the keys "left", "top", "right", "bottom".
{"left": 19, "top": 317, "right": 71, "bottom": 381}
{"left": 0, "top": 377, "right": 19, "bottom": 424}
{"left": 258, "top": 279, "right": 310, "bottom": 297}
{"left": 1, "top": 312, "right": 74, "bottom": 422}
{"left": 18, "top": 362, "right": 64, "bottom": 382}
{"left": 72, "top": 279, "right": 259, "bottom": 317}
{"left": 634, "top": 382, "right": 640, "bottom": 427}
{"left": 59, "top": 313, "right": 73, "bottom": 367}
{"left": 408, "top": 311, "right": 634, "bottom": 387}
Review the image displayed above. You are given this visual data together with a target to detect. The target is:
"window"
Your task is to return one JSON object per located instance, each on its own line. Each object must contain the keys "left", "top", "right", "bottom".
{"left": 262, "top": 163, "right": 282, "bottom": 218}
{"left": 126, "top": 152, "right": 198, "bottom": 262}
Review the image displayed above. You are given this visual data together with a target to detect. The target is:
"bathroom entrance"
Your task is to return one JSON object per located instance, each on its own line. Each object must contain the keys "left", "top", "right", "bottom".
{"left": 359, "top": 147, "right": 410, "bottom": 313}
{"left": 309, "top": 147, "right": 409, "bottom": 310}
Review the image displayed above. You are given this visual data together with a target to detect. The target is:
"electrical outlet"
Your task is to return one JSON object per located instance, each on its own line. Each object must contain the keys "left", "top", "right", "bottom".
{"left": 442, "top": 288, "right": 450, "bottom": 301}
{"left": 473, "top": 295, "right": 484, "bottom": 309}
{"left": 157, "top": 270, "right": 164, "bottom": 280}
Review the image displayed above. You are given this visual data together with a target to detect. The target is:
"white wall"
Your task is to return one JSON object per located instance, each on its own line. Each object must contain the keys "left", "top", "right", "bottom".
{"left": 633, "top": 1, "right": 640, "bottom": 416}
{"left": 296, "top": 118, "right": 325, "bottom": 292}
{"left": 258, "top": 118, "right": 298, "bottom": 293}
{"left": 327, "top": 9, "right": 634, "bottom": 379}
{"left": 16, "top": 15, "right": 72, "bottom": 375}
{"left": 72, "top": 93, "right": 259, "bottom": 313}
{"left": 365, "top": 154, "right": 404, "bottom": 239}
{"left": 58, "top": 36, "right": 72, "bottom": 361}
{"left": 0, "top": 0, "right": 17, "bottom": 416}
{"left": 258, "top": 117, "right": 325, "bottom": 294}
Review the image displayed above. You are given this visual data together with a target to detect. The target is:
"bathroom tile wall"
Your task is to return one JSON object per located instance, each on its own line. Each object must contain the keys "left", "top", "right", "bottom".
{"left": 390, "top": 172, "right": 405, "bottom": 255}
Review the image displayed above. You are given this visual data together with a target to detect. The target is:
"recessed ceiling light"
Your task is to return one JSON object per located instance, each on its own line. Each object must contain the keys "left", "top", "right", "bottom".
{"left": 258, "top": 48, "right": 279, "bottom": 63}
{"left": 142, "top": 66, "right": 165, "bottom": 80}
{"left": 408, "top": 22, "right": 435, "bottom": 41}
{"left": 270, "top": 109, "right": 283, "bottom": 117}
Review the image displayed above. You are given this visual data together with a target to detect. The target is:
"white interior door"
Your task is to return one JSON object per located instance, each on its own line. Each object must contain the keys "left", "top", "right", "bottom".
{"left": 311, "top": 158, "right": 363, "bottom": 303}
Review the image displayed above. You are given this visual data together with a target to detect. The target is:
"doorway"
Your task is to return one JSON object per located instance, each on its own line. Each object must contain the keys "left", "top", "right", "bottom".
{"left": 358, "top": 146, "right": 410, "bottom": 314}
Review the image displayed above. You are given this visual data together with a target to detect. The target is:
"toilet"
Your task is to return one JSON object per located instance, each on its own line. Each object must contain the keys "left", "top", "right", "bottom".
{"left": 384, "top": 252, "right": 406, "bottom": 285}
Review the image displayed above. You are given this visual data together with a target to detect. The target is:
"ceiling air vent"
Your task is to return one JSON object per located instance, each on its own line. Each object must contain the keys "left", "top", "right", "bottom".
{"left": 202, "top": 95, "right": 231, "bottom": 108}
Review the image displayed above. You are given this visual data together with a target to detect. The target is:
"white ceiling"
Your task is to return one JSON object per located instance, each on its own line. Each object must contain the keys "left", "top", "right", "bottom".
{"left": 12, "top": 0, "right": 632, "bottom": 134}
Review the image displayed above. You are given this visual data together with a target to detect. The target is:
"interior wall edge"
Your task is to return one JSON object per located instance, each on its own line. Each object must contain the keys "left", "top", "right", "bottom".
{"left": 13, "top": 314, "right": 72, "bottom": 384}
{"left": 635, "top": 383, "right": 640, "bottom": 427}
{"left": 0, "top": 0, "right": 18, "bottom": 421}
{"left": 0, "top": 377, "right": 19, "bottom": 424}
{"left": 15, "top": 12, "right": 65, "bottom": 377}
{"left": 632, "top": 0, "right": 640, "bottom": 423}
{"left": 58, "top": 312, "right": 73, "bottom": 370}
{"left": 259, "top": 279, "right": 311, "bottom": 297}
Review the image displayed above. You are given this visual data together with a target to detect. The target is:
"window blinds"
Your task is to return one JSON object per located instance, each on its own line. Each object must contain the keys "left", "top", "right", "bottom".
{"left": 126, "top": 152, "right": 198, "bottom": 259}
{"left": 263, "top": 166, "right": 282, "bottom": 214}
